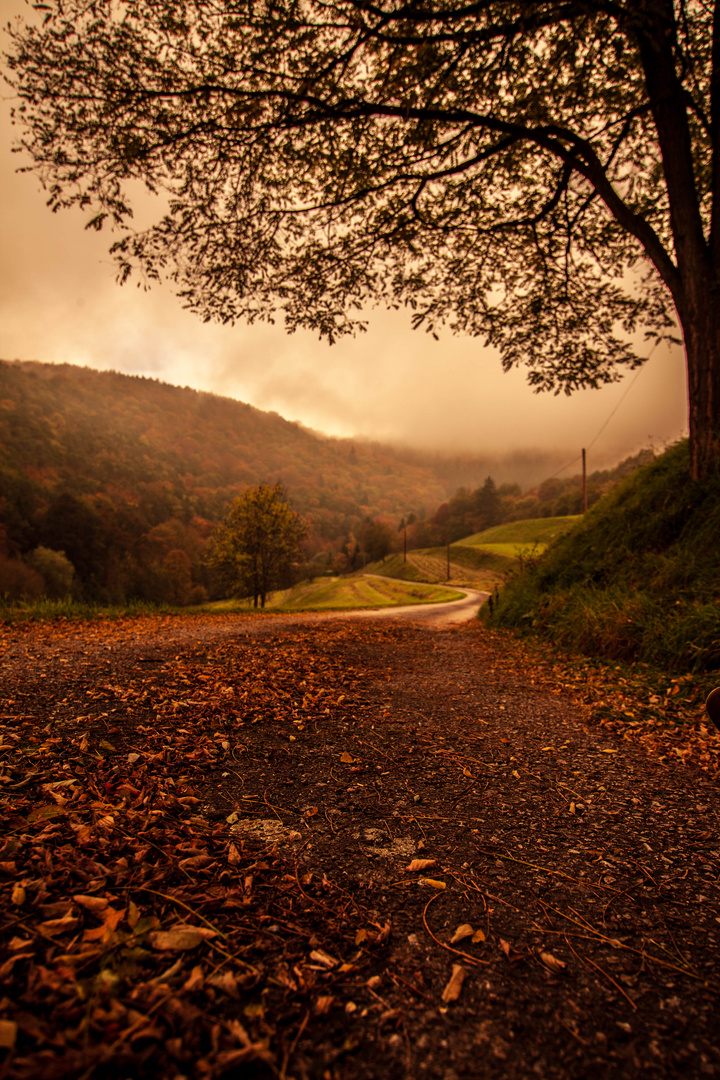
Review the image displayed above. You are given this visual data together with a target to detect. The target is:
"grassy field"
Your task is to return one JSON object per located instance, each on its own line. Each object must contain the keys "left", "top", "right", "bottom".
{"left": 366, "top": 550, "right": 507, "bottom": 591}
{"left": 368, "top": 516, "right": 580, "bottom": 590}
{"left": 458, "top": 515, "right": 582, "bottom": 553}
{"left": 203, "top": 575, "right": 464, "bottom": 613}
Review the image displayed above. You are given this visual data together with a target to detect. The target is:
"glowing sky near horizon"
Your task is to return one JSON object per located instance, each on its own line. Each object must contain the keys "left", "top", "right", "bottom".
{"left": 0, "top": 0, "right": 689, "bottom": 469}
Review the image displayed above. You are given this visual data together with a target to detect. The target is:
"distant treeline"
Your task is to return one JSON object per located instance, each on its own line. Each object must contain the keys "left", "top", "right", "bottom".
{"left": 0, "top": 360, "right": 655, "bottom": 604}
{"left": 409, "top": 448, "right": 656, "bottom": 547}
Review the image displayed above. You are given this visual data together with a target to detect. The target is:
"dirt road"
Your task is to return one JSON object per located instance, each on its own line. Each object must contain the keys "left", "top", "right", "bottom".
{"left": 334, "top": 582, "right": 490, "bottom": 626}
{"left": 0, "top": 612, "right": 719, "bottom": 1079}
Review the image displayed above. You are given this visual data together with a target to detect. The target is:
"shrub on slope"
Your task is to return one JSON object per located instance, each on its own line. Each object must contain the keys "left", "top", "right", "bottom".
{"left": 484, "top": 441, "right": 720, "bottom": 672}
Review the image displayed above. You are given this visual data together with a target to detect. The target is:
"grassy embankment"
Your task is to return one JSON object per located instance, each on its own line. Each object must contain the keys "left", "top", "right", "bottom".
{"left": 484, "top": 440, "right": 720, "bottom": 675}
{"left": 369, "top": 516, "right": 580, "bottom": 591}
{"left": 0, "top": 598, "right": 174, "bottom": 623}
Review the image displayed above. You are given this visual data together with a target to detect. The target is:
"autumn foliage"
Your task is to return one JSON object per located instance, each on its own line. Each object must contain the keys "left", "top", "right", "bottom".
{"left": 0, "top": 361, "right": 445, "bottom": 604}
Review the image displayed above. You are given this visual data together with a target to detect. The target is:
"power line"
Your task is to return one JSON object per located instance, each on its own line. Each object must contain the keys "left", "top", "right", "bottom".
{"left": 584, "top": 363, "right": 647, "bottom": 454}
{"left": 550, "top": 452, "right": 583, "bottom": 479}
{"left": 550, "top": 356, "right": 651, "bottom": 480}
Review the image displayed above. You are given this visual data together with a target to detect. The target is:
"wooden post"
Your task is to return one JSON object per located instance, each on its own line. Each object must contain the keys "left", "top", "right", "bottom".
{"left": 447, "top": 538, "right": 451, "bottom": 581}
{"left": 404, "top": 524, "right": 407, "bottom": 563}
{"left": 582, "top": 448, "right": 587, "bottom": 513}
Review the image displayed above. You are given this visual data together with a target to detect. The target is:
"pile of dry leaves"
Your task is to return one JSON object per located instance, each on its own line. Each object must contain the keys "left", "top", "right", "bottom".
{"left": 0, "top": 613, "right": 719, "bottom": 1079}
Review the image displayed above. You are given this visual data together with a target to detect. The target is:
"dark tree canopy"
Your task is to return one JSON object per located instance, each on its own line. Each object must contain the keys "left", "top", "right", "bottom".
{"left": 210, "top": 482, "right": 306, "bottom": 607}
{"left": 6, "top": 0, "right": 720, "bottom": 475}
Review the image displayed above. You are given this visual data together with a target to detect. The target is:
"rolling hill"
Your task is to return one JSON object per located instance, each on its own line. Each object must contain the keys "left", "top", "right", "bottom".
{"left": 0, "top": 360, "right": 447, "bottom": 602}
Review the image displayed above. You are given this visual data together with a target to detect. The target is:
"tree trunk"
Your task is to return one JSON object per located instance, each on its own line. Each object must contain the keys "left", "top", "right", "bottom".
{"left": 678, "top": 281, "right": 720, "bottom": 481}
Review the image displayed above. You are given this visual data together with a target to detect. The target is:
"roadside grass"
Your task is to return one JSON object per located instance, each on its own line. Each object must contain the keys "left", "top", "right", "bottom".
{"left": 199, "top": 575, "right": 464, "bottom": 614}
{"left": 0, "top": 597, "right": 176, "bottom": 623}
{"left": 2, "top": 577, "right": 464, "bottom": 623}
{"left": 484, "top": 441, "right": 720, "bottom": 675}
{"left": 2, "top": 575, "right": 464, "bottom": 623}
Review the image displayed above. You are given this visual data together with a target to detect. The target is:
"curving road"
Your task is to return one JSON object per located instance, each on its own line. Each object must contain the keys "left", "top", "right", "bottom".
{"left": 332, "top": 577, "right": 489, "bottom": 626}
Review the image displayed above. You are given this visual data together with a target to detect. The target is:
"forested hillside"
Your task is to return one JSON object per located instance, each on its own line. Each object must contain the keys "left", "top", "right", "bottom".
{"left": 0, "top": 360, "right": 445, "bottom": 603}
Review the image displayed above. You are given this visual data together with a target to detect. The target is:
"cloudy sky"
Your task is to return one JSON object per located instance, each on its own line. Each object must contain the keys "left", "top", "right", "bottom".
{"left": 0, "top": 0, "right": 689, "bottom": 471}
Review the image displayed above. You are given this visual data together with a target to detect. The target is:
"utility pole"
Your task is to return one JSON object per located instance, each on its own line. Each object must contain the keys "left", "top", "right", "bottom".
{"left": 447, "top": 537, "right": 451, "bottom": 581}
{"left": 582, "top": 448, "right": 587, "bottom": 513}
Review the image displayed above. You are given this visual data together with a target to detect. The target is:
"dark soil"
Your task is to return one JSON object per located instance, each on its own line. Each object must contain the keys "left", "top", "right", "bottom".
{"left": 0, "top": 612, "right": 719, "bottom": 1079}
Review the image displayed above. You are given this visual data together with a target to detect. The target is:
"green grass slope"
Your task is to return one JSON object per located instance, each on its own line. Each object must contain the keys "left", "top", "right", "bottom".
{"left": 483, "top": 441, "right": 720, "bottom": 672}
{"left": 459, "top": 516, "right": 582, "bottom": 549}
{"left": 205, "top": 575, "right": 463, "bottom": 612}
{"left": 366, "top": 546, "right": 511, "bottom": 591}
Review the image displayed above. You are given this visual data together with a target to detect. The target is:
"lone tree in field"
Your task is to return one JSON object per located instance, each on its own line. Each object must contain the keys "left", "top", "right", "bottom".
{"left": 211, "top": 483, "right": 306, "bottom": 608}
{"left": 6, "top": 0, "right": 720, "bottom": 476}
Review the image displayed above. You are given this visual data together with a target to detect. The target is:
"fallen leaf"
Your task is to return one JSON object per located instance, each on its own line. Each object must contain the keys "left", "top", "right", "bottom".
{"left": 472, "top": 929, "right": 486, "bottom": 943}
{"left": 127, "top": 899, "right": 140, "bottom": 929}
{"left": 38, "top": 913, "right": 80, "bottom": 936}
{"left": 149, "top": 929, "right": 208, "bottom": 951}
{"left": 340, "top": 751, "right": 354, "bottom": 763}
{"left": 314, "top": 995, "right": 335, "bottom": 1015}
{"left": 8, "top": 937, "right": 33, "bottom": 952}
{"left": 500, "top": 939, "right": 511, "bottom": 958}
{"left": 450, "top": 924, "right": 474, "bottom": 944}
{"left": 11, "top": 883, "right": 25, "bottom": 906}
{"left": 0, "top": 1020, "right": 17, "bottom": 1050}
{"left": 310, "top": 949, "right": 338, "bottom": 969}
{"left": 73, "top": 894, "right": 109, "bottom": 915}
{"left": 27, "top": 805, "right": 65, "bottom": 823}
{"left": 540, "top": 951, "right": 567, "bottom": 973}
{"left": 183, "top": 965, "right": 205, "bottom": 991}
{"left": 441, "top": 964, "right": 466, "bottom": 1003}
{"left": 406, "top": 858, "right": 437, "bottom": 872}
{"left": 208, "top": 970, "right": 240, "bottom": 998}
{"left": 178, "top": 854, "right": 216, "bottom": 871}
